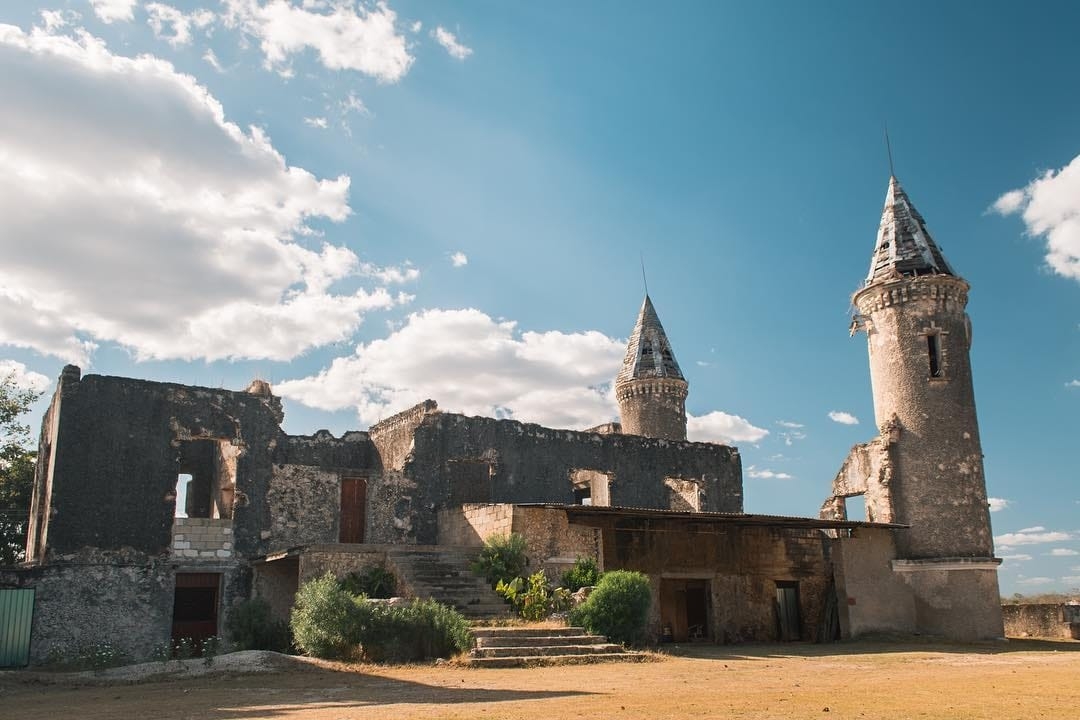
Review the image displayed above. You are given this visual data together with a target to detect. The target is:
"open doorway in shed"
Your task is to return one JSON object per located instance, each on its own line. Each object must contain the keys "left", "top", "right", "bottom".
{"left": 660, "top": 578, "right": 710, "bottom": 642}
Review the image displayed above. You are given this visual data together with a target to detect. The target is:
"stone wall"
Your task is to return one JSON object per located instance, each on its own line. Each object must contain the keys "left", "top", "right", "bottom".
{"left": 512, "top": 506, "right": 602, "bottom": 578}
{"left": 437, "top": 504, "right": 515, "bottom": 546}
{"left": 831, "top": 528, "right": 916, "bottom": 637}
{"left": 1002, "top": 603, "right": 1080, "bottom": 639}
{"left": 401, "top": 410, "right": 742, "bottom": 544}
{"left": 265, "top": 465, "right": 340, "bottom": 551}
{"left": 0, "top": 551, "right": 173, "bottom": 665}
{"left": 171, "top": 518, "right": 234, "bottom": 560}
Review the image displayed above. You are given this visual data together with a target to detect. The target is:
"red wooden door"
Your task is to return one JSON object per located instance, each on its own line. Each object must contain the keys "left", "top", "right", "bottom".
{"left": 339, "top": 476, "right": 367, "bottom": 543}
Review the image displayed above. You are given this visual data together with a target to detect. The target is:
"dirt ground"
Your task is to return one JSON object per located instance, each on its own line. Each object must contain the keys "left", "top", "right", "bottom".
{"left": 4, "top": 639, "right": 1080, "bottom": 720}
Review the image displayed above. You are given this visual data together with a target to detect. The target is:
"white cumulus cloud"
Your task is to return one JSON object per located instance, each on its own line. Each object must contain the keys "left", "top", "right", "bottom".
{"left": 450, "top": 251, "right": 468, "bottom": 267}
{"left": 828, "top": 410, "right": 859, "bottom": 425}
{"left": 746, "top": 466, "right": 794, "bottom": 480}
{"left": 1000, "top": 554, "right": 1032, "bottom": 563}
{"left": 1047, "top": 548, "right": 1079, "bottom": 557}
{"left": 988, "top": 497, "right": 1011, "bottom": 512}
{"left": 432, "top": 26, "right": 472, "bottom": 60}
{"left": 145, "top": 3, "right": 215, "bottom": 47}
{"left": 0, "top": 25, "right": 406, "bottom": 364}
{"left": 222, "top": 0, "right": 413, "bottom": 82}
{"left": 687, "top": 411, "right": 768, "bottom": 445}
{"left": 993, "top": 153, "right": 1080, "bottom": 282}
{"left": 277, "top": 306, "right": 765, "bottom": 437}
{"left": 995, "top": 528, "right": 1074, "bottom": 547}
{"left": 0, "top": 359, "right": 51, "bottom": 393}
{"left": 1067, "top": 379, "right": 1080, "bottom": 388}
{"left": 1016, "top": 576, "right": 1055, "bottom": 586}
{"left": 89, "top": 0, "right": 137, "bottom": 24}
{"left": 276, "top": 308, "right": 626, "bottom": 429}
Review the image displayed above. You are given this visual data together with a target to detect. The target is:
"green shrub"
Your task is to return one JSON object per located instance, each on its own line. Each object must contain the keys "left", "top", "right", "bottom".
{"left": 340, "top": 565, "right": 397, "bottom": 599}
{"left": 568, "top": 570, "right": 651, "bottom": 646}
{"left": 497, "top": 571, "right": 552, "bottom": 621}
{"left": 227, "top": 597, "right": 292, "bottom": 652}
{"left": 560, "top": 556, "right": 602, "bottom": 592}
{"left": 290, "top": 574, "right": 472, "bottom": 663}
{"left": 471, "top": 533, "right": 527, "bottom": 588}
{"left": 360, "top": 599, "right": 472, "bottom": 662}
{"left": 290, "top": 573, "right": 370, "bottom": 660}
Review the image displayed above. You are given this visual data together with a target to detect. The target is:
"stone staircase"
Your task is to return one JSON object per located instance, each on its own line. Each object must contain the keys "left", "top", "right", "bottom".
{"left": 386, "top": 546, "right": 511, "bottom": 619}
{"left": 468, "top": 626, "right": 649, "bottom": 668}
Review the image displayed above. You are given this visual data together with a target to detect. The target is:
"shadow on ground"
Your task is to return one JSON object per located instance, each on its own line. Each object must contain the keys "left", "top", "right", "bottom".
{"left": 2, "top": 658, "right": 597, "bottom": 720}
{"left": 660, "top": 636, "right": 1080, "bottom": 661}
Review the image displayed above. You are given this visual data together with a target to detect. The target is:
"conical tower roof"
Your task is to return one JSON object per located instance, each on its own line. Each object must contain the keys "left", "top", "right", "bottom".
{"left": 865, "top": 176, "right": 955, "bottom": 286}
{"left": 616, "top": 295, "right": 685, "bottom": 386}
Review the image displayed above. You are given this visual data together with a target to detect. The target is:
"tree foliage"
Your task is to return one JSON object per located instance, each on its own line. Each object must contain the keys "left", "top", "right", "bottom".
{"left": 0, "top": 373, "right": 40, "bottom": 565}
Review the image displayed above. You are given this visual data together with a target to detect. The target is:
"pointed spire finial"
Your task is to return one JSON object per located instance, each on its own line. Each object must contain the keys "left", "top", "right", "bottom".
{"left": 639, "top": 252, "right": 649, "bottom": 297}
{"left": 885, "top": 123, "right": 895, "bottom": 178}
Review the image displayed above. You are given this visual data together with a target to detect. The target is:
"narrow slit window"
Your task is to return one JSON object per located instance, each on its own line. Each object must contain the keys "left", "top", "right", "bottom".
{"left": 927, "top": 333, "right": 942, "bottom": 378}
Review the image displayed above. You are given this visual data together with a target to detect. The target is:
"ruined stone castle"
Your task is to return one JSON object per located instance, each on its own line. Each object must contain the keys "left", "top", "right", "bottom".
{"left": 0, "top": 175, "right": 1003, "bottom": 665}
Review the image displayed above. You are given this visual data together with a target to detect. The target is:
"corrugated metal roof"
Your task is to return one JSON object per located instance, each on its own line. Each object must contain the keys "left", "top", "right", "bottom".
{"left": 517, "top": 503, "right": 907, "bottom": 530}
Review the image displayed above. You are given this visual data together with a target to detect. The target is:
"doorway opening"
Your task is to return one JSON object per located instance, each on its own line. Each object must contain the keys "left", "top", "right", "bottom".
{"left": 776, "top": 581, "right": 801, "bottom": 641}
{"left": 172, "top": 572, "right": 220, "bottom": 649}
{"left": 660, "top": 578, "right": 710, "bottom": 642}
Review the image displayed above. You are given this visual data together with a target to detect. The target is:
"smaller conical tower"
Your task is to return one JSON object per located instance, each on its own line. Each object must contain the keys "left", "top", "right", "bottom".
{"left": 615, "top": 295, "right": 688, "bottom": 440}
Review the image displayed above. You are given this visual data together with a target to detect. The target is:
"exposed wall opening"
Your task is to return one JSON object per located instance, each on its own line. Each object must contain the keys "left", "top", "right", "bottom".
{"left": 660, "top": 578, "right": 710, "bottom": 643}
{"left": 339, "top": 475, "right": 368, "bottom": 543}
{"left": 665, "top": 477, "right": 701, "bottom": 511}
{"left": 570, "top": 469, "right": 611, "bottom": 507}
{"left": 172, "top": 572, "right": 220, "bottom": 649}
{"left": 775, "top": 581, "right": 801, "bottom": 641}
{"left": 447, "top": 459, "right": 493, "bottom": 504}
{"left": 173, "top": 440, "right": 239, "bottom": 520}
{"left": 927, "top": 332, "right": 942, "bottom": 377}
{"left": 844, "top": 494, "right": 867, "bottom": 522}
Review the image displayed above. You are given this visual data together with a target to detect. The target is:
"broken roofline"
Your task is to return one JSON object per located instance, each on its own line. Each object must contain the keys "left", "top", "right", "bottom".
{"left": 516, "top": 503, "right": 908, "bottom": 530}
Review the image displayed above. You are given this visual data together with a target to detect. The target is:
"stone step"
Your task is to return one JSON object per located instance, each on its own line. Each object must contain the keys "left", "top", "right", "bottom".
{"left": 471, "top": 626, "right": 592, "bottom": 639}
{"left": 472, "top": 643, "right": 625, "bottom": 658}
{"left": 475, "top": 634, "right": 605, "bottom": 648}
{"left": 467, "top": 653, "right": 649, "bottom": 668}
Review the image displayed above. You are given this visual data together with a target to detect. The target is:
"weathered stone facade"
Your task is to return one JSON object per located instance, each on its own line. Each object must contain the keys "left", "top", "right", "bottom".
{"left": 0, "top": 186, "right": 1012, "bottom": 662}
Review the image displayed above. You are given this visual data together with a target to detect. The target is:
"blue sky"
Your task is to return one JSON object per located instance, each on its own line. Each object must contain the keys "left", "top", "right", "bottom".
{"left": 0, "top": 1, "right": 1077, "bottom": 595}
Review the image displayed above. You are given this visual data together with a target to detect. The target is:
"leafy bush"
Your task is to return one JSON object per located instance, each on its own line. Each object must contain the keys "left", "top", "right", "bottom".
{"left": 471, "top": 533, "right": 527, "bottom": 588}
{"left": 340, "top": 565, "right": 397, "bottom": 599}
{"left": 227, "top": 597, "right": 292, "bottom": 652}
{"left": 560, "top": 556, "right": 602, "bottom": 592}
{"left": 568, "top": 570, "right": 651, "bottom": 646}
{"left": 290, "top": 573, "right": 370, "bottom": 660}
{"left": 290, "top": 574, "right": 472, "bottom": 662}
{"left": 497, "top": 571, "right": 552, "bottom": 621}
{"left": 361, "top": 599, "right": 473, "bottom": 662}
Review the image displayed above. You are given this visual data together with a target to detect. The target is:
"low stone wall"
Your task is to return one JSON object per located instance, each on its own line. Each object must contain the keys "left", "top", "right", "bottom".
{"left": 1003, "top": 603, "right": 1080, "bottom": 639}
{"left": 0, "top": 554, "right": 173, "bottom": 665}
{"left": 172, "top": 518, "right": 234, "bottom": 559}
{"left": 437, "top": 504, "right": 514, "bottom": 546}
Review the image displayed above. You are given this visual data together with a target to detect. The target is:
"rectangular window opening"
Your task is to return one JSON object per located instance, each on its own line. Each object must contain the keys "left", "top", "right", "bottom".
{"left": 927, "top": 333, "right": 942, "bottom": 378}
{"left": 844, "top": 494, "right": 867, "bottom": 522}
{"left": 571, "top": 469, "right": 611, "bottom": 507}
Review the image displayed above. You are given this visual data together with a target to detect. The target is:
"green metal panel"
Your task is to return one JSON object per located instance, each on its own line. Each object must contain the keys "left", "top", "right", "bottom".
{"left": 0, "top": 588, "right": 35, "bottom": 667}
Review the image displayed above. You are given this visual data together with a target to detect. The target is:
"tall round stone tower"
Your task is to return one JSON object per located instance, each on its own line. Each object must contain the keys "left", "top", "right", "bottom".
{"left": 851, "top": 174, "right": 1002, "bottom": 638}
{"left": 615, "top": 294, "right": 688, "bottom": 440}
